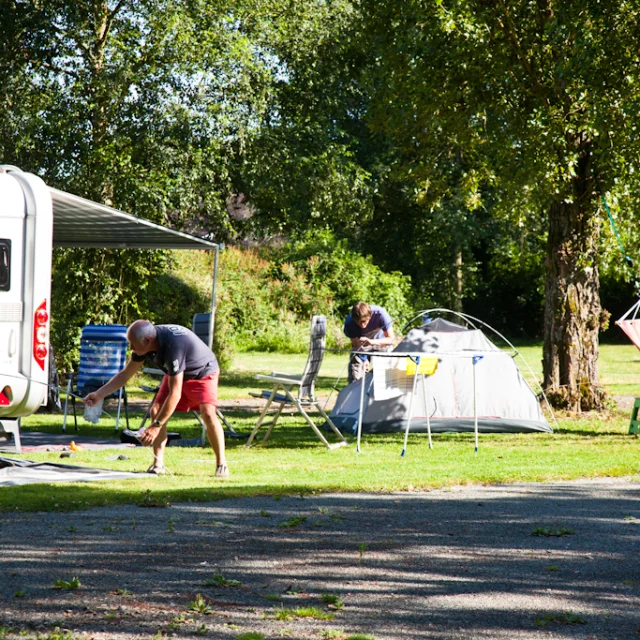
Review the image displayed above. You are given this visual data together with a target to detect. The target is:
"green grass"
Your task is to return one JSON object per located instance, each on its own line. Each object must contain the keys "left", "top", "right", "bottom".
{"left": 231, "top": 342, "right": 640, "bottom": 398}
{"left": 486, "top": 342, "right": 640, "bottom": 397}
{"left": 3, "top": 346, "right": 639, "bottom": 514}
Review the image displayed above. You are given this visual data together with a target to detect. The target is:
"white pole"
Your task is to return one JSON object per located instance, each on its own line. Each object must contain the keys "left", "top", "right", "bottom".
{"left": 421, "top": 372, "right": 433, "bottom": 449}
{"left": 473, "top": 355, "right": 479, "bottom": 453}
{"left": 208, "top": 245, "right": 219, "bottom": 350}
{"left": 402, "top": 356, "right": 420, "bottom": 457}
{"left": 356, "top": 361, "right": 366, "bottom": 453}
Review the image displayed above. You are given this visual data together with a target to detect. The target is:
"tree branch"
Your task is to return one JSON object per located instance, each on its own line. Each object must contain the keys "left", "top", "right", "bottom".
{"left": 490, "top": 0, "right": 551, "bottom": 109}
{"left": 100, "top": 0, "right": 129, "bottom": 49}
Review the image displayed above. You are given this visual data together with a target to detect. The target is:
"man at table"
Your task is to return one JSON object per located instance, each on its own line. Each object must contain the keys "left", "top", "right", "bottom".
{"left": 83, "top": 320, "right": 228, "bottom": 477}
{"left": 343, "top": 302, "right": 395, "bottom": 383}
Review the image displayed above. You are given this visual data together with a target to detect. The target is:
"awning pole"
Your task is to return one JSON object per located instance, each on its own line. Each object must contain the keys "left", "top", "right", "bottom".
{"left": 208, "top": 245, "right": 219, "bottom": 350}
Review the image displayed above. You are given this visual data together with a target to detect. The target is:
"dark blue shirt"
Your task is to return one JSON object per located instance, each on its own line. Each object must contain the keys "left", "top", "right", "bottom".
{"left": 132, "top": 324, "right": 218, "bottom": 379}
{"left": 344, "top": 305, "right": 393, "bottom": 341}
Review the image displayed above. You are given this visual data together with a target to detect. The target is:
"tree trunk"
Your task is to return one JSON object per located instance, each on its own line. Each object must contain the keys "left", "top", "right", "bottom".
{"left": 454, "top": 248, "right": 463, "bottom": 313}
{"left": 542, "top": 143, "right": 607, "bottom": 411}
{"left": 88, "top": 0, "right": 114, "bottom": 205}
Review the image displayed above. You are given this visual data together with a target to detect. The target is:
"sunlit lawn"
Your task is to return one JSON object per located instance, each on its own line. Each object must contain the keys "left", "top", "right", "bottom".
{"left": 4, "top": 344, "right": 639, "bottom": 513}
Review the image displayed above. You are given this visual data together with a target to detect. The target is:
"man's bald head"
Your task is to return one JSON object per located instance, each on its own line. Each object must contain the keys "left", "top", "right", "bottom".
{"left": 127, "top": 320, "right": 157, "bottom": 354}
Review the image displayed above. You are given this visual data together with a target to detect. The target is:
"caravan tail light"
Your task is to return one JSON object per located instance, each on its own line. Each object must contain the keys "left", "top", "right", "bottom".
{"left": 33, "top": 299, "right": 49, "bottom": 371}
{"left": 0, "top": 386, "right": 11, "bottom": 406}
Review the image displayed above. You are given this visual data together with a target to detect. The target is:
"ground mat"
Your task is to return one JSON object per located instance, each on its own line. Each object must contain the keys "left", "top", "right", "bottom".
{"left": 0, "top": 456, "right": 146, "bottom": 486}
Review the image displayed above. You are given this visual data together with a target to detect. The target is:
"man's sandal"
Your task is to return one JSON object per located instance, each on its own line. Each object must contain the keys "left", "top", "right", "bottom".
{"left": 146, "top": 463, "right": 166, "bottom": 475}
{"left": 215, "top": 464, "right": 230, "bottom": 478}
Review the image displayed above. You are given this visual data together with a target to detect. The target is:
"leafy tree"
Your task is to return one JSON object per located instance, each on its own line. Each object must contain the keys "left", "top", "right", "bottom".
{"left": 238, "top": 1, "right": 501, "bottom": 317}
{"left": 360, "top": 0, "right": 640, "bottom": 410}
{"left": 0, "top": 0, "right": 283, "bottom": 364}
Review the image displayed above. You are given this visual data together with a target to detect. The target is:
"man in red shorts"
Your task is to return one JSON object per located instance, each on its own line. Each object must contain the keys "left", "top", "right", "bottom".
{"left": 83, "top": 320, "right": 228, "bottom": 477}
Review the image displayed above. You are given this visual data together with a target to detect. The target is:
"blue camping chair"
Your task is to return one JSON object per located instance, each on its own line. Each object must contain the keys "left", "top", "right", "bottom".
{"left": 62, "top": 325, "right": 130, "bottom": 432}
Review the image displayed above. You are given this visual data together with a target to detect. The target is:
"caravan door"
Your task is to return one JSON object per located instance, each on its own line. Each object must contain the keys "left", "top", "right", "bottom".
{"left": 0, "top": 169, "right": 53, "bottom": 426}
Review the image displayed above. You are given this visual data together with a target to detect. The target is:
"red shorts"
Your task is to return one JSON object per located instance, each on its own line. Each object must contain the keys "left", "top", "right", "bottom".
{"left": 155, "top": 372, "right": 219, "bottom": 412}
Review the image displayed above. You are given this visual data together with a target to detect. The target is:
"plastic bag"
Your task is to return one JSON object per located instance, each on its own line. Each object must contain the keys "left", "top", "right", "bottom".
{"left": 83, "top": 398, "right": 103, "bottom": 424}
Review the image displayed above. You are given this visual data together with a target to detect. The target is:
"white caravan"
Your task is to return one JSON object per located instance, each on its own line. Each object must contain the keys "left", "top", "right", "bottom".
{"left": 0, "top": 167, "right": 54, "bottom": 451}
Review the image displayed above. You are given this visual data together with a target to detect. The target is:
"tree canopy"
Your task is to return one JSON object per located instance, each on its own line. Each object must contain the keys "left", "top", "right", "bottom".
{"left": 2, "top": 0, "right": 640, "bottom": 410}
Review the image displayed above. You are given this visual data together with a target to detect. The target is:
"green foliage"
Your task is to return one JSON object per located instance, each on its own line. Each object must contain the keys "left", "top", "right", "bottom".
{"left": 216, "top": 246, "right": 331, "bottom": 354}
{"left": 52, "top": 576, "right": 81, "bottom": 590}
{"left": 270, "top": 230, "right": 414, "bottom": 323}
{"left": 204, "top": 573, "right": 242, "bottom": 588}
{"left": 277, "top": 516, "right": 307, "bottom": 528}
{"left": 189, "top": 594, "right": 213, "bottom": 615}
{"left": 531, "top": 526, "right": 574, "bottom": 538}
{"left": 274, "top": 607, "right": 334, "bottom": 621}
{"left": 50, "top": 248, "right": 169, "bottom": 371}
{"left": 0, "top": 0, "right": 294, "bottom": 371}
{"left": 321, "top": 593, "right": 344, "bottom": 609}
{"left": 216, "top": 241, "right": 410, "bottom": 354}
{"left": 534, "top": 612, "right": 587, "bottom": 627}
{"left": 50, "top": 248, "right": 239, "bottom": 371}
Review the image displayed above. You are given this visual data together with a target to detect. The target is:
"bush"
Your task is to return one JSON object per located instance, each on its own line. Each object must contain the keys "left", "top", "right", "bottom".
{"left": 50, "top": 248, "right": 234, "bottom": 371}
{"left": 268, "top": 230, "right": 415, "bottom": 324}
{"left": 51, "top": 248, "right": 169, "bottom": 371}
{"left": 216, "top": 246, "right": 342, "bottom": 353}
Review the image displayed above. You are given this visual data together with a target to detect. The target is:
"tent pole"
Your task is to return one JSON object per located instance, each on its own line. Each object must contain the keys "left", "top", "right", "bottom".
{"left": 207, "top": 245, "right": 219, "bottom": 350}
{"left": 402, "top": 356, "right": 420, "bottom": 457}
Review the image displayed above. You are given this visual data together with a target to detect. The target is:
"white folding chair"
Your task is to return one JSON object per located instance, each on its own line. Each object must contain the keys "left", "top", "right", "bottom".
{"left": 246, "top": 315, "right": 347, "bottom": 450}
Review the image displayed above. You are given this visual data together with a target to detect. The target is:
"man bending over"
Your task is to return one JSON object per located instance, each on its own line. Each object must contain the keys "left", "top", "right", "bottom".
{"left": 84, "top": 320, "right": 229, "bottom": 477}
{"left": 343, "top": 302, "right": 395, "bottom": 383}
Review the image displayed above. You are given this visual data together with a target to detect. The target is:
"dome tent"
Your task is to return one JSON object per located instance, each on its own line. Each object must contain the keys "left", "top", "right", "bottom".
{"left": 330, "top": 314, "right": 552, "bottom": 435}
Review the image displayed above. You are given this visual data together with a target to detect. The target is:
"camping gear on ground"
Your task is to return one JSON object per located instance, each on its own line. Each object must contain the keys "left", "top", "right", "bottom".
{"left": 330, "top": 314, "right": 552, "bottom": 441}
{"left": 246, "top": 315, "right": 347, "bottom": 450}
{"left": 61, "top": 325, "right": 130, "bottom": 432}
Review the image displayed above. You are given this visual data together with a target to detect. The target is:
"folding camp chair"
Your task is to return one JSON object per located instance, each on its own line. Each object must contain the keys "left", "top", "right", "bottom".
{"left": 246, "top": 315, "right": 347, "bottom": 450}
{"left": 138, "top": 314, "right": 243, "bottom": 443}
{"left": 61, "top": 324, "right": 130, "bottom": 432}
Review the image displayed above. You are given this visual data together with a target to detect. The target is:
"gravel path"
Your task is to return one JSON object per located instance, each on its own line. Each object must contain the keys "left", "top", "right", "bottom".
{"left": 1, "top": 477, "right": 639, "bottom": 640}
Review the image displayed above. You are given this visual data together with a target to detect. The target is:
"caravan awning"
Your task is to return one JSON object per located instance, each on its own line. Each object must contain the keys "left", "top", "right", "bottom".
{"left": 51, "top": 189, "right": 218, "bottom": 250}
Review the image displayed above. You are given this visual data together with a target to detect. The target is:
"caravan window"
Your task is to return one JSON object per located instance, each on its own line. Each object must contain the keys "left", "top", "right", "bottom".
{"left": 0, "top": 240, "right": 10, "bottom": 291}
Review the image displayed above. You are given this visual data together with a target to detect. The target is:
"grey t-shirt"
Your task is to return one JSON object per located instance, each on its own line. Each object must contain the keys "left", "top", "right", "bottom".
{"left": 132, "top": 324, "right": 218, "bottom": 379}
